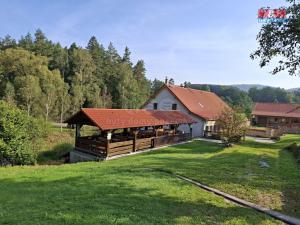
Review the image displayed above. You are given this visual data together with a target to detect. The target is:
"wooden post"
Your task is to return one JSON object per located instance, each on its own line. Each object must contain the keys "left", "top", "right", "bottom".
{"left": 106, "top": 131, "right": 112, "bottom": 157}
{"left": 75, "top": 124, "right": 81, "bottom": 138}
{"left": 189, "top": 124, "right": 193, "bottom": 139}
{"left": 132, "top": 129, "right": 138, "bottom": 152}
{"left": 75, "top": 124, "right": 82, "bottom": 147}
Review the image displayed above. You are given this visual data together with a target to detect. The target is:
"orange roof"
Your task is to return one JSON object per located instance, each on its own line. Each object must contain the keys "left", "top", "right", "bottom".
{"left": 65, "top": 108, "right": 196, "bottom": 130}
{"left": 252, "top": 103, "right": 300, "bottom": 118}
{"left": 165, "top": 85, "right": 229, "bottom": 120}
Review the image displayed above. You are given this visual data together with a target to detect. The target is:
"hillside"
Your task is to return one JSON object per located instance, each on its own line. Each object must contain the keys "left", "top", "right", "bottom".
{"left": 231, "top": 84, "right": 270, "bottom": 92}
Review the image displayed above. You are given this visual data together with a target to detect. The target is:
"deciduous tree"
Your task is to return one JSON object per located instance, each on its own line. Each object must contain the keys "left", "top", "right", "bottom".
{"left": 251, "top": 1, "right": 300, "bottom": 75}
{"left": 217, "top": 108, "right": 249, "bottom": 144}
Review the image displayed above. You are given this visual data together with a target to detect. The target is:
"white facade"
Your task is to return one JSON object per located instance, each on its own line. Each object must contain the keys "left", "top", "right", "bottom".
{"left": 143, "top": 88, "right": 206, "bottom": 137}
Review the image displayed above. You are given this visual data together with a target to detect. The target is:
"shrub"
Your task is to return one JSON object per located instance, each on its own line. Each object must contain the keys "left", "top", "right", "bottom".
{"left": 216, "top": 107, "right": 249, "bottom": 144}
{"left": 0, "top": 101, "right": 49, "bottom": 165}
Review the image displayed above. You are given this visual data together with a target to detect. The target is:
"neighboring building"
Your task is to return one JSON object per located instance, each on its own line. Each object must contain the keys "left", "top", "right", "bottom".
{"left": 142, "top": 83, "right": 229, "bottom": 137}
{"left": 252, "top": 103, "right": 300, "bottom": 130}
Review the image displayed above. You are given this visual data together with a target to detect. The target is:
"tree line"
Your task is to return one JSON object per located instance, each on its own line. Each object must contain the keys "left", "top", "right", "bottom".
{"left": 1, "top": 29, "right": 298, "bottom": 123}
{"left": 0, "top": 29, "right": 163, "bottom": 123}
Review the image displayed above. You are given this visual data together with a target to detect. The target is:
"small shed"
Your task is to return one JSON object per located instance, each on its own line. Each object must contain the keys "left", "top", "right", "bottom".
{"left": 65, "top": 108, "right": 196, "bottom": 159}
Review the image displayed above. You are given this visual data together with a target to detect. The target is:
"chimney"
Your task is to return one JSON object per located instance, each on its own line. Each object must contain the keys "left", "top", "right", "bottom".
{"left": 165, "top": 77, "right": 168, "bottom": 84}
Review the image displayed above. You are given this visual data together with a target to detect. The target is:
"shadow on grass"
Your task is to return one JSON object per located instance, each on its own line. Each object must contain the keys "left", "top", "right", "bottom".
{"left": 37, "top": 143, "right": 73, "bottom": 164}
{"left": 0, "top": 170, "right": 278, "bottom": 225}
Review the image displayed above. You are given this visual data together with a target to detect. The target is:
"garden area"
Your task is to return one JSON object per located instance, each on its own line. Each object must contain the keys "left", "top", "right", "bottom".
{"left": 0, "top": 133, "right": 299, "bottom": 224}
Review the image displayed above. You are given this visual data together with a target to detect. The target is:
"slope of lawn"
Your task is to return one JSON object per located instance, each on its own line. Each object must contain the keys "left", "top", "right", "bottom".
{"left": 1, "top": 135, "right": 299, "bottom": 224}
{"left": 37, "top": 127, "right": 74, "bottom": 164}
{"left": 116, "top": 134, "right": 300, "bottom": 218}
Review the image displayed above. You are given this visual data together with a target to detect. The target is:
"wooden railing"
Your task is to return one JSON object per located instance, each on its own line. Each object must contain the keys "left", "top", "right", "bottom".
{"left": 75, "top": 133, "right": 191, "bottom": 158}
{"left": 107, "top": 140, "right": 133, "bottom": 157}
{"left": 153, "top": 133, "right": 191, "bottom": 147}
{"left": 135, "top": 137, "right": 153, "bottom": 151}
{"left": 75, "top": 137, "right": 106, "bottom": 156}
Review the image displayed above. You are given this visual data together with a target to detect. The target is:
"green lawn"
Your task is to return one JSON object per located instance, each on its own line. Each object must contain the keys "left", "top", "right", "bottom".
{"left": 1, "top": 135, "right": 300, "bottom": 224}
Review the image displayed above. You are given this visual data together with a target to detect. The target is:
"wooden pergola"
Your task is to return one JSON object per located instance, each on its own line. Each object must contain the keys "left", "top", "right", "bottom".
{"left": 65, "top": 108, "right": 196, "bottom": 158}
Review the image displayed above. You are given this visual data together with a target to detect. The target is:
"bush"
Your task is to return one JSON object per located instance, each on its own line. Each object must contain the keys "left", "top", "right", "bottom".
{"left": 285, "top": 142, "right": 300, "bottom": 163}
{"left": 217, "top": 108, "right": 249, "bottom": 144}
{"left": 0, "top": 101, "right": 49, "bottom": 165}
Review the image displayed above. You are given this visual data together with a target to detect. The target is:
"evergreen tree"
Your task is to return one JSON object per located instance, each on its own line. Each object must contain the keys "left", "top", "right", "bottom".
{"left": 48, "top": 43, "right": 68, "bottom": 78}
{"left": 107, "top": 42, "right": 121, "bottom": 64}
{"left": 18, "top": 33, "right": 33, "bottom": 50}
{"left": 33, "top": 29, "right": 52, "bottom": 56}
{"left": 87, "top": 36, "right": 105, "bottom": 63}
{"left": 169, "top": 78, "right": 175, "bottom": 85}
{"left": 86, "top": 36, "right": 105, "bottom": 89}
{"left": 150, "top": 79, "right": 164, "bottom": 95}
{"left": 133, "top": 60, "right": 150, "bottom": 106}
{"left": 122, "top": 46, "right": 132, "bottom": 67}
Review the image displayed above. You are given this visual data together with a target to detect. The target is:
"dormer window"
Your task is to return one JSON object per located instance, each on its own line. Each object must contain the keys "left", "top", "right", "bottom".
{"left": 172, "top": 103, "right": 177, "bottom": 110}
{"left": 153, "top": 103, "right": 158, "bottom": 110}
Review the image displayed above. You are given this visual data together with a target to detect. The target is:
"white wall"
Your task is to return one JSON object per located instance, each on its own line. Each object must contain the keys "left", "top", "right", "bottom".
{"left": 143, "top": 88, "right": 206, "bottom": 137}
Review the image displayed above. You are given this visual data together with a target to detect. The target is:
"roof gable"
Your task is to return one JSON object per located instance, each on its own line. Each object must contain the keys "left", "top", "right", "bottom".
{"left": 165, "top": 85, "right": 229, "bottom": 120}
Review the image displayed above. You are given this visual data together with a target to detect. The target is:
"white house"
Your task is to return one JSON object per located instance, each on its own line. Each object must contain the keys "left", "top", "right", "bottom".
{"left": 142, "top": 83, "right": 229, "bottom": 137}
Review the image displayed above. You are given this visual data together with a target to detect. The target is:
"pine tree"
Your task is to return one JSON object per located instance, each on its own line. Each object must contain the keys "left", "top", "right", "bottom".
{"left": 18, "top": 33, "right": 33, "bottom": 50}
{"left": 33, "top": 29, "right": 51, "bottom": 56}
{"left": 150, "top": 79, "right": 164, "bottom": 95}
{"left": 133, "top": 60, "right": 150, "bottom": 106}
{"left": 107, "top": 42, "right": 121, "bottom": 64}
{"left": 87, "top": 36, "right": 105, "bottom": 63}
{"left": 86, "top": 36, "right": 105, "bottom": 89}
{"left": 122, "top": 46, "right": 132, "bottom": 67}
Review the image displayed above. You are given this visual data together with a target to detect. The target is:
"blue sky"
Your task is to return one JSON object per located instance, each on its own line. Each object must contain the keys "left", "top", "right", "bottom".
{"left": 1, "top": 0, "right": 299, "bottom": 89}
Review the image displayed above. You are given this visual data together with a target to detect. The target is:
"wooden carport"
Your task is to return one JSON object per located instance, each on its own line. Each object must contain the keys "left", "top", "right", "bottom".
{"left": 65, "top": 108, "right": 196, "bottom": 158}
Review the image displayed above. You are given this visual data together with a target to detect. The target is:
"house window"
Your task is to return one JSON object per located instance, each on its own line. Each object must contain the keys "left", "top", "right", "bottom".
{"left": 153, "top": 103, "right": 158, "bottom": 110}
{"left": 172, "top": 103, "right": 177, "bottom": 110}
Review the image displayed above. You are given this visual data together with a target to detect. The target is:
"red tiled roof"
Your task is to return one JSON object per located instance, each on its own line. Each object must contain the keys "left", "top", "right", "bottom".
{"left": 165, "top": 85, "right": 230, "bottom": 120}
{"left": 252, "top": 103, "right": 300, "bottom": 118}
{"left": 65, "top": 108, "right": 196, "bottom": 130}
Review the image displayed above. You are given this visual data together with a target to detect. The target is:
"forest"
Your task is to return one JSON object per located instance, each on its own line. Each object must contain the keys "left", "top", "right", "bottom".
{"left": 0, "top": 29, "right": 299, "bottom": 123}
{"left": 0, "top": 29, "right": 166, "bottom": 123}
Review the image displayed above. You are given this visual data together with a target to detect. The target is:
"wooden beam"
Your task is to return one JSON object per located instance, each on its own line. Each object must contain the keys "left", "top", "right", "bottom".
{"left": 188, "top": 124, "right": 193, "bottom": 139}
{"left": 132, "top": 129, "right": 139, "bottom": 152}
{"left": 105, "top": 131, "right": 112, "bottom": 157}
{"left": 75, "top": 124, "right": 82, "bottom": 138}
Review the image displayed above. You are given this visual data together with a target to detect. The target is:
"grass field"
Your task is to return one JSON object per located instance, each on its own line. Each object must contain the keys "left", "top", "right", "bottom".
{"left": 0, "top": 134, "right": 299, "bottom": 224}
